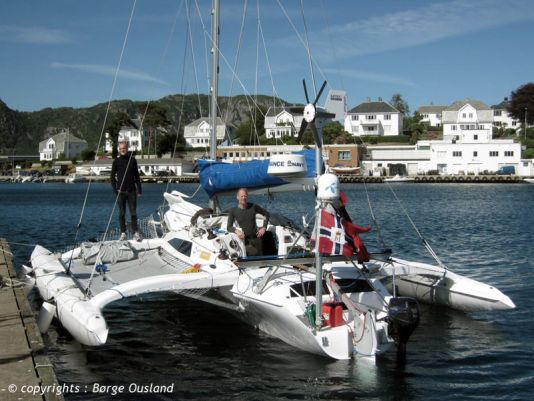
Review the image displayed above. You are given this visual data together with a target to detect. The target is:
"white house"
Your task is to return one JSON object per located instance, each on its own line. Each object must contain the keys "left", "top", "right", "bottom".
{"left": 264, "top": 106, "right": 335, "bottom": 139}
{"left": 362, "top": 98, "right": 522, "bottom": 176}
{"left": 184, "top": 117, "right": 228, "bottom": 148}
{"left": 491, "top": 97, "right": 521, "bottom": 131}
{"left": 344, "top": 99, "right": 403, "bottom": 136}
{"left": 417, "top": 105, "right": 446, "bottom": 127}
{"left": 39, "top": 130, "right": 88, "bottom": 161}
{"left": 105, "top": 120, "right": 148, "bottom": 153}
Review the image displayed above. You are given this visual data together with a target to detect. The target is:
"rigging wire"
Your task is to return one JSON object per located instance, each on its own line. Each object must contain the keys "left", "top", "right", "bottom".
{"left": 362, "top": 181, "right": 387, "bottom": 249}
{"left": 299, "top": 0, "right": 317, "bottom": 99}
{"left": 223, "top": 0, "right": 249, "bottom": 125}
{"left": 185, "top": 0, "right": 204, "bottom": 118}
{"left": 275, "top": 0, "right": 329, "bottom": 93}
{"left": 67, "top": 0, "right": 138, "bottom": 274}
{"left": 163, "top": 17, "right": 195, "bottom": 198}
{"left": 385, "top": 183, "right": 448, "bottom": 270}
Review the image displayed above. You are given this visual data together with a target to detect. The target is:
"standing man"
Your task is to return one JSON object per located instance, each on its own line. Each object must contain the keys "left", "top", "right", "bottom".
{"left": 111, "top": 141, "right": 142, "bottom": 241}
{"left": 227, "top": 188, "right": 270, "bottom": 256}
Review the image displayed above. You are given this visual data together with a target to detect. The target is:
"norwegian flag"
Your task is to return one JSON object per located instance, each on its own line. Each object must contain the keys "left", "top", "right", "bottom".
{"left": 318, "top": 209, "right": 354, "bottom": 257}
{"left": 317, "top": 208, "right": 372, "bottom": 262}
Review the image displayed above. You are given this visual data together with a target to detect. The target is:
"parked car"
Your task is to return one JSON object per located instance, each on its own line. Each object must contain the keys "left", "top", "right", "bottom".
{"left": 496, "top": 166, "right": 515, "bottom": 175}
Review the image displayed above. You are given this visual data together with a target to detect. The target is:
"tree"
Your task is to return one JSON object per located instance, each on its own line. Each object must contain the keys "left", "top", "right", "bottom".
{"left": 235, "top": 105, "right": 266, "bottom": 145}
{"left": 322, "top": 122, "right": 346, "bottom": 144}
{"left": 508, "top": 83, "right": 534, "bottom": 131}
{"left": 80, "top": 149, "right": 96, "bottom": 161}
{"left": 404, "top": 112, "right": 425, "bottom": 144}
{"left": 390, "top": 93, "right": 410, "bottom": 116}
{"left": 138, "top": 103, "right": 171, "bottom": 155}
{"left": 105, "top": 112, "right": 135, "bottom": 158}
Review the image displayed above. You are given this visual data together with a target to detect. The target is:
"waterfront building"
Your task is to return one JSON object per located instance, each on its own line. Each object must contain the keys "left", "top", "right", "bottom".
{"left": 184, "top": 117, "right": 228, "bottom": 148}
{"left": 217, "top": 144, "right": 360, "bottom": 171}
{"left": 76, "top": 158, "right": 193, "bottom": 176}
{"left": 39, "top": 130, "right": 88, "bottom": 161}
{"left": 344, "top": 98, "right": 403, "bottom": 137}
{"left": 264, "top": 106, "right": 335, "bottom": 139}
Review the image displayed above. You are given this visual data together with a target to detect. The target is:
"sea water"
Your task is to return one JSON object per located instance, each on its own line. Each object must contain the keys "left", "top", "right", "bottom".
{"left": 1, "top": 182, "right": 533, "bottom": 400}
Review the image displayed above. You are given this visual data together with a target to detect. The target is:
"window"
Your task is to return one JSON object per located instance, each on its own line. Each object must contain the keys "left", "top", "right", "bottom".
{"left": 453, "top": 151, "right": 462, "bottom": 157}
{"left": 462, "top": 113, "right": 466, "bottom": 118}
{"left": 168, "top": 238, "right": 192, "bottom": 257}
{"left": 367, "top": 126, "right": 375, "bottom": 131}
{"left": 469, "top": 113, "right": 473, "bottom": 118}
{"left": 384, "top": 114, "right": 391, "bottom": 120}
{"left": 490, "top": 151, "right": 498, "bottom": 157}
{"left": 366, "top": 115, "right": 375, "bottom": 120}
{"left": 338, "top": 151, "right": 351, "bottom": 160}
{"left": 451, "top": 125, "right": 457, "bottom": 130}
{"left": 473, "top": 151, "right": 478, "bottom": 157}
{"left": 352, "top": 115, "right": 358, "bottom": 121}
{"left": 494, "top": 110, "right": 502, "bottom": 116}
{"left": 512, "top": 121, "right": 517, "bottom": 126}
{"left": 505, "top": 151, "right": 514, "bottom": 157}
{"left": 474, "top": 135, "right": 478, "bottom": 140}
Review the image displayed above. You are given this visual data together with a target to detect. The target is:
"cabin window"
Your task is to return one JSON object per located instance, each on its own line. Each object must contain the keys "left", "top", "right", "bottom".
{"left": 168, "top": 238, "right": 192, "bottom": 257}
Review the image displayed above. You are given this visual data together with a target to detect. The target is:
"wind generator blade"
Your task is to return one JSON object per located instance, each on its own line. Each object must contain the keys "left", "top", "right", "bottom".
{"left": 313, "top": 81, "right": 328, "bottom": 106}
{"left": 302, "top": 79, "right": 310, "bottom": 104}
{"left": 310, "top": 122, "right": 322, "bottom": 148}
{"left": 297, "top": 120, "right": 309, "bottom": 142}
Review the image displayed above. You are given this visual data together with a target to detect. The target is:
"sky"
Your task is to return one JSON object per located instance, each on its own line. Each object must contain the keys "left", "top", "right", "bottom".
{"left": 1, "top": 0, "right": 534, "bottom": 114}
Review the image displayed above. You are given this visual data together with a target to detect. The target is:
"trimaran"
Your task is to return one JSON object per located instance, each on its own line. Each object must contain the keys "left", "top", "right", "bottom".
{"left": 25, "top": 0, "right": 514, "bottom": 362}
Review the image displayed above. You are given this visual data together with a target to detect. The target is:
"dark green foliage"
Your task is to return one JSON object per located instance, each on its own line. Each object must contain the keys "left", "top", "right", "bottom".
{"left": 508, "top": 83, "right": 534, "bottom": 125}
{"left": 390, "top": 93, "right": 410, "bottom": 116}
{"left": 0, "top": 94, "right": 285, "bottom": 155}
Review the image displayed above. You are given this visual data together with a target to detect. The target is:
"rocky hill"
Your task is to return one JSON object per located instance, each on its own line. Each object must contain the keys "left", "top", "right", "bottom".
{"left": 0, "top": 94, "right": 289, "bottom": 154}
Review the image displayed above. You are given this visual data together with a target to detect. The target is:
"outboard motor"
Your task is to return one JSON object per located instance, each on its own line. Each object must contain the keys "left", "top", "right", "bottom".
{"left": 387, "top": 297, "right": 420, "bottom": 356}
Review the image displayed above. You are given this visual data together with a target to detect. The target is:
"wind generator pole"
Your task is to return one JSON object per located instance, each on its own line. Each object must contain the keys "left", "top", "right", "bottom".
{"left": 208, "top": 0, "right": 220, "bottom": 211}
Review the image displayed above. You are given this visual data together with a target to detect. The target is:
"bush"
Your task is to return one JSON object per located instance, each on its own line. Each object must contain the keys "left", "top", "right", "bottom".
{"left": 522, "top": 148, "right": 534, "bottom": 158}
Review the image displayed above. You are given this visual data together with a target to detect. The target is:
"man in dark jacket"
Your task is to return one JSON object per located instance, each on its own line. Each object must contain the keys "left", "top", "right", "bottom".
{"left": 111, "top": 142, "right": 142, "bottom": 241}
{"left": 227, "top": 188, "right": 270, "bottom": 256}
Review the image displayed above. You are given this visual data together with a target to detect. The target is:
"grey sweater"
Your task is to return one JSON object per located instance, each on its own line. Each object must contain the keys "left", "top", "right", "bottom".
{"left": 227, "top": 203, "right": 269, "bottom": 238}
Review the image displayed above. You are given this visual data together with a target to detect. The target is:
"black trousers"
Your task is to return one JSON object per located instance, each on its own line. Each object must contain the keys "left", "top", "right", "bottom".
{"left": 245, "top": 236, "right": 263, "bottom": 256}
{"left": 117, "top": 191, "right": 138, "bottom": 233}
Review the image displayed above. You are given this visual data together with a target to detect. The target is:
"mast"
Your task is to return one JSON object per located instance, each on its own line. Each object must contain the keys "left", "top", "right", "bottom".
{"left": 208, "top": 0, "right": 220, "bottom": 211}
{"left": 209, "top": 0, "right": 220, "bottom": 161}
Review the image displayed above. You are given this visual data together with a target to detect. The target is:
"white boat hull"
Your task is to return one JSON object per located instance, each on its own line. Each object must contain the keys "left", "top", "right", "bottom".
{"left": 379, "top": 258, "right": 515, "bottom": 311}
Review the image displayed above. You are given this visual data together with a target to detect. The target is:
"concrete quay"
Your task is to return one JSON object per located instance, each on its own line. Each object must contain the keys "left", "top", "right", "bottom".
{"left": 0, "top": 239, "right": 64, "bottom": 401}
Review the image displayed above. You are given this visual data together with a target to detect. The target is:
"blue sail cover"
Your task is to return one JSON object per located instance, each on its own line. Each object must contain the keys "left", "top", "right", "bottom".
{"left": 198, "top": 149, "right": 319, "bottom": 197}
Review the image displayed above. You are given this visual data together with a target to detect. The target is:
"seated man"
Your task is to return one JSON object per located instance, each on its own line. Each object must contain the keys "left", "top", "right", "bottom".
{"left": 226, "top": 188, "right": 270, "bottom": 256}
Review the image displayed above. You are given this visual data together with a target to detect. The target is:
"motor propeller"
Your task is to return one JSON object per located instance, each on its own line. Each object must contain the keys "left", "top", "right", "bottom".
{"left": 297, "top": 79, "right": 327, "bottom": 147}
